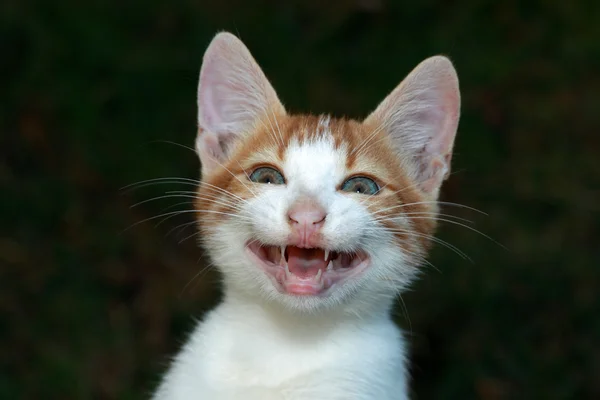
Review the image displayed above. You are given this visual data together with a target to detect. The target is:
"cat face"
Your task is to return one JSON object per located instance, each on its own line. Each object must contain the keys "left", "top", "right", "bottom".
{"left": 194, "top": 33, "right": 460, "bottom": 312}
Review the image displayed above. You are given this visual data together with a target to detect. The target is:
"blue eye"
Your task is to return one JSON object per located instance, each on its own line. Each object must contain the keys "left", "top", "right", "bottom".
{"left": 341, "top": 176, "right": 379, "bottom": 195}
{"left": 249, "top": 167, "right": 285, "bottom": 185}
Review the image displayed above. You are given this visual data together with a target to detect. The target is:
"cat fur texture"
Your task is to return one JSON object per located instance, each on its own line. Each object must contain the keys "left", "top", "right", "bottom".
{"left": 153, "top": 32, "right": 460, "bottom": 400}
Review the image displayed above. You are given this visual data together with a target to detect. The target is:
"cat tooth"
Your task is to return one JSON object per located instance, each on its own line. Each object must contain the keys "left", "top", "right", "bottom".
{"left": 285, "top": 263, "right": 292, "bottom": 279}
{"left": 326, "top": 260, "right": 333, "bottom": 271}
{"left": 324, "top": 249, "right": 329, "bottom": 261}
{"left": 316, "top": 269, "right": 322, "bottom": 281}
{"left": 280, "top": 245, "right": 286, "bottom": 265}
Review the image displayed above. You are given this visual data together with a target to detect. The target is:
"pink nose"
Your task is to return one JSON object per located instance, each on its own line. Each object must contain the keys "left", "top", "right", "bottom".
{"left": 287, "top": 202, "right": 326, "bottom": 246}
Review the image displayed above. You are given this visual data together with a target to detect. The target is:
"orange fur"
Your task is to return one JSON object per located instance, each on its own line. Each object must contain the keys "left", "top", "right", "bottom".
{"left": 196, "top": 114, "right": 437, "bottom": 262}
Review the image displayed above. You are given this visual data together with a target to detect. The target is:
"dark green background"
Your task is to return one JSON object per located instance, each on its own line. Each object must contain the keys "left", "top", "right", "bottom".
{"left": 2, "top": 0, "right": 599, "bottom": 399}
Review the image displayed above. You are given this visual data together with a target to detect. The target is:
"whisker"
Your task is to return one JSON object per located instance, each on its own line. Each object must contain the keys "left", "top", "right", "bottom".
{"left": 121, "top": 176, "right": 200, "bottom": 191}
{"left": 200, "top": 181, "right": 248, "bottom": 203}
{"left": 366, "top": 226, "right": 471, "bottom": 262}
{"left": 353, "top": 122, "right": 387, "bottom": 157}
{"left": 158, "top": 200, "right": 195, "bottom": 214}
{"left": 165, "top": 220, "right": 197, "bottom": 239}
{"left": 374, "top": 211, "right": 473, "bottom": 224}
{"left": 234, "top": 159, "right": 253, "bottom": 182}
{"left": 178, "top": 229, "right": 202, "bottom": 244}
{"left": 430, "top": 201, "right": 487, "bottom": 215}
{"left": 385, "top": 229, "right": 470, "bottom": 261}
{"left": 123, "top": 209, "right": 250, "bottom": 233}
{"left": 396, "top": 293, "right": 412, "bottom": 333}
{"left": 355, "top": 134, "right": 395, "bottom": 156}
{"left": 180, "top": 261, "right": 215, "bottom": 297}
{"left": 197, "top": 187, "right": 246, "bottom": 204}
{"left": 130, "top": 194, "right": 199, "bottom": 209}
{"left": 155, "top": 210, "right": 191, "bottom": 229}
{"left": 148, "top": 139, "right": 197, "bottom": 154}
{"left": 356, "top": 181, "right": 425, "bottom": 209}
{"left": 268, "top": 107, "right": 285, "bottom": 146}
{"left": 260, "top": 103, "right": 284, "bottom": 147}
{"left": 256, "top": 117, "right": 282, "bottom": 147}
{"left": 355, "top": 183, "right": 390, "bottom": 207}
{"left": 167, "top": 191, "right": 244, "bottom": 210}
{"left": 207, "top": 158, "right": 257, "bottom": 197}
{"left": 394, "top": 216, "right": 504, "bottom": 249}
{"left": 372, "top": 201, "right": 486, "bottom": 216}
{"left": 129, "top": 191, "right": 244, "bottom": 216}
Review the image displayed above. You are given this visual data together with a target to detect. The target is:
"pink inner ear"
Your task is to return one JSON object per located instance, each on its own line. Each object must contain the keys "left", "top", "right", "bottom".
{"left": 199, "top": 64, "right": 253, "bottom": 133}
{"left": 199, "top": 84, "right": 221, "bottom": 130}
{"left": 420, "top": 156, "right": 448, "bottom": 193}
{"left": 196, "top": 130, "right": 226, "bottom": 174}
{"left": 424, "top": 100, "right": 459, "bottom": 157}
{"left": 419, "top": 99, "right": 459, "bottom": 193}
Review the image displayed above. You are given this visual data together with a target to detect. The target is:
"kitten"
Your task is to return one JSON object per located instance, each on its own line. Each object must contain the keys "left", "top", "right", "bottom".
{"left": 153, "top": 32, "right": 460, "bottom": 400}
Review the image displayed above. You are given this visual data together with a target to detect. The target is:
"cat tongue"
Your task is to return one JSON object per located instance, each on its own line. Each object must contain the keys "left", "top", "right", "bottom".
{"left": 286, "top": 246, "right": 327, "bottom": 278}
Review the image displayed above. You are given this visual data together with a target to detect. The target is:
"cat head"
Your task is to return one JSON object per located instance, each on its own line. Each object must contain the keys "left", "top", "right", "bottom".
{"left": 194, "top": 32, "right": 460, "bottom": 313}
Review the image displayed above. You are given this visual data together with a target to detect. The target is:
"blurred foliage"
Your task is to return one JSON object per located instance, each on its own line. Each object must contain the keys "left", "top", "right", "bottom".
{"left": 1, "top": 0, "right": 599, "bottom": 399}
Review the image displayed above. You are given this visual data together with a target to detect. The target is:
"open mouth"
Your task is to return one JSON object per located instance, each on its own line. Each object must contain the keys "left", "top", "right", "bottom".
{"left": 246, "top": 242, "right": 370, "bottom": 296}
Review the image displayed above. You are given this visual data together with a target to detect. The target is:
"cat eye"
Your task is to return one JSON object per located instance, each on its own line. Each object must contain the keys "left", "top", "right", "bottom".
{"left": 249, "top": 167, "right": 285, "bottom": 185}
{"left": 341, "top": 176, "right": 380, "bottom": 195}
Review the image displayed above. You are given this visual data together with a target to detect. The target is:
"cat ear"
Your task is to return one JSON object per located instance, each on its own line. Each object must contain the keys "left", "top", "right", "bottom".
{"left": 364, "top": 56, "right": 460, "bottom": 197}
{"left": 196, "top": 32, "right": 285, "bottom": 175}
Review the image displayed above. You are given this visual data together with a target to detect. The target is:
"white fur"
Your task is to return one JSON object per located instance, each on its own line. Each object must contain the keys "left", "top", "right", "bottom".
{"left": 153, "top": 136, "right": 412, "bottom": 400}
{"left": 154, "top": 301, "right": 407, "bottom": 400}
{"left": 206, "top": 137, "right": 416, "bottom": 313}
{"left": 153, "top": 32, "right": 461, "bottom": 400}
